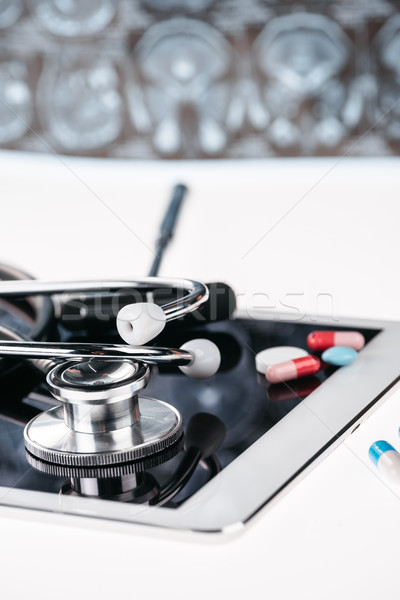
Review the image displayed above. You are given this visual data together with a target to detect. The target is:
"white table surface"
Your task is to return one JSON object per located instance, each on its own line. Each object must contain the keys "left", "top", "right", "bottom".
{"left": 1, "top": 151, "right": 400, "bottom": 599}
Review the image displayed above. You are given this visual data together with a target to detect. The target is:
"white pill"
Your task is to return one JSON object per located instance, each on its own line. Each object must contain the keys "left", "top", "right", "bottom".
{"left": 255, "top": 346, "right": 308, "bottom": 374}
{"left": 179, "top": 339, "right": 221, "bottom": 380}
{"left": 116, "top": 302, "right": 166, "bottom": 346}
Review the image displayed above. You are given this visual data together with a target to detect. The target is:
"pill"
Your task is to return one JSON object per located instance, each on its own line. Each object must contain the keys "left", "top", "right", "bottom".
{"left": 321, "top": 346, "right": 357, "bottom": 366}
{"left": 369, "top": 440, "right": 400, "bottom": 484}
{"left": 265, "top": 355, "right": 320, "bottom": 384}
{"left": 307, "top": 330, "right": 365, "bottom": 352}
{"left": 255, "top": 346, "right": 308, "bottom": 374}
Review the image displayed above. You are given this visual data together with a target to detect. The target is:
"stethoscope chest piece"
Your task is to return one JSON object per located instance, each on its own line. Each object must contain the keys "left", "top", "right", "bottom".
{"left": 24, "top": 358, "right": 183, "bottom": 467}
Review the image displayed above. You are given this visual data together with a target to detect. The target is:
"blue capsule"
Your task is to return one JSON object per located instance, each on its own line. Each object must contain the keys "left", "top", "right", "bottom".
{"left": 321, "top": 345, "right": 358, "bottom": 366}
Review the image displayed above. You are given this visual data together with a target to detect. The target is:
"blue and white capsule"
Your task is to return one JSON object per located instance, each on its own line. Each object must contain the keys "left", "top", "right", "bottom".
{"left": 369, "top": 440, "right": 400, "bottom": 484}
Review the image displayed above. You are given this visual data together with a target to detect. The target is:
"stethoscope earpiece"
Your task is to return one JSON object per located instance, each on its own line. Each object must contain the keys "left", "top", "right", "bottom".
{"left": 178, "top": 338, "right": 221, "bottom": 380}
{"left": 116, "top": 301, "right": 167, "bottom": 345}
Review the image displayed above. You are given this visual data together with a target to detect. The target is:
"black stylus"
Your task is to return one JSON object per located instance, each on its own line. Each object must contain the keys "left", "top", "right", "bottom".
{"left": 148, "top": 183, "right": 188, "bottom": 277}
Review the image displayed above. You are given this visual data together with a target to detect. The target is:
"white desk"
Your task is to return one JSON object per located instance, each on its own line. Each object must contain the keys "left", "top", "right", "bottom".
{"left": 1, "top": 152, "right": 400, "bottom": 599}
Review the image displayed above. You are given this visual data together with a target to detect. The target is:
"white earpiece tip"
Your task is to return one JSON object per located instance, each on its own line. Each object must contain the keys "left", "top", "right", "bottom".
{"left": 179, "top": 339, "right": 221, "bottom": 379}
{"left": 116, "top": 302, "right": 166, "bottom": 346}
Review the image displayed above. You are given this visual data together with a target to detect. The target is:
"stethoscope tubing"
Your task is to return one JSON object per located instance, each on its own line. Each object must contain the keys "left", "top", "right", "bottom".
{"left": 0, "top": 277, "right": 208, "bottom": 322}
{"left": 0, "top": 339, "right": 193, "bottom": 365}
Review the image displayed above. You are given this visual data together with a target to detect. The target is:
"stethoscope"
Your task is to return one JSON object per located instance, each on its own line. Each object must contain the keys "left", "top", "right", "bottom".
{"left": 0, "top": 185, "right": 228, "bottom": 505}
{"left": 0, "top": 274, "right": 223, "bottom": 475}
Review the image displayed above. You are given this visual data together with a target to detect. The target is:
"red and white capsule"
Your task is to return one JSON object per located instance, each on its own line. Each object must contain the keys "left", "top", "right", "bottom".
{"left": 307, "top": 330, "right": 365, "bottom": 352}
{"left": 266, "top": 355, "right": 320, "bottom": 384}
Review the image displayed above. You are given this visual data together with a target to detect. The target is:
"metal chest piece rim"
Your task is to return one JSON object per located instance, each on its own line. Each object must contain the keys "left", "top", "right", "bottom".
{"left": 24, "top": 358, "right": 183, "bottom": 467}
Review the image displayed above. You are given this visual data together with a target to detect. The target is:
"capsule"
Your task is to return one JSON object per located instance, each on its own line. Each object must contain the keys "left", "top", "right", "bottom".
{"left": 307, "top": 330, "right": 365, "bottom": 352}
{"left": 369, "top": 441, "right": 400, "bottom": 484}
{"left": 265, "top": 355, "right": 320, "bottom": 384}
